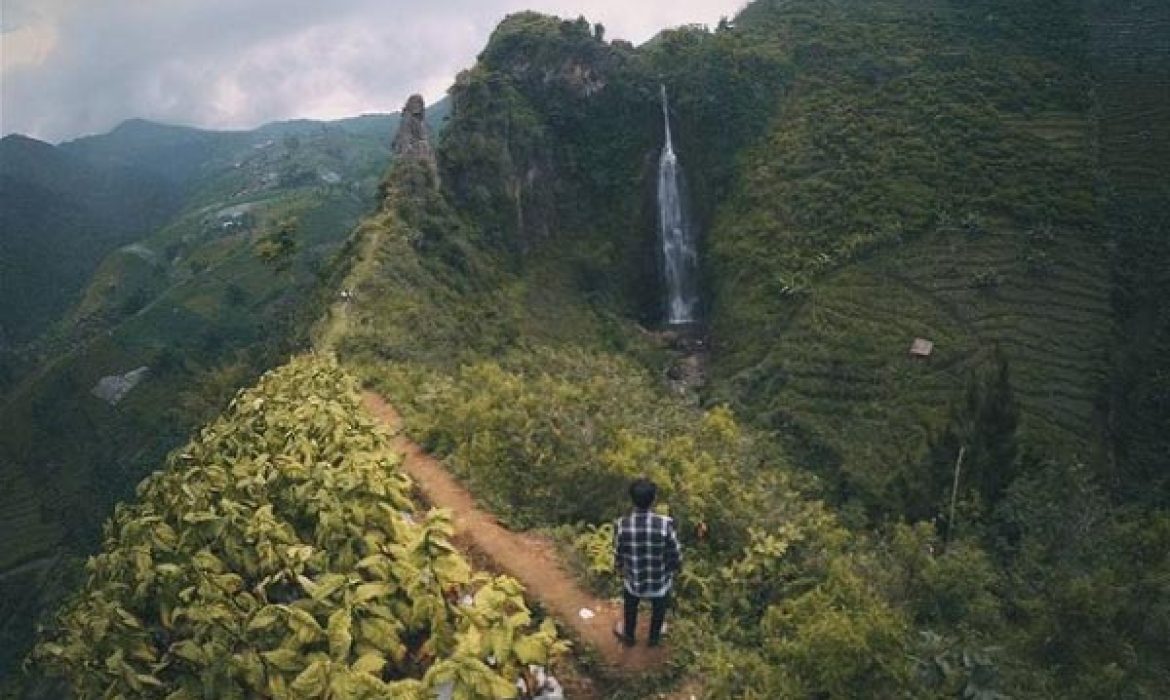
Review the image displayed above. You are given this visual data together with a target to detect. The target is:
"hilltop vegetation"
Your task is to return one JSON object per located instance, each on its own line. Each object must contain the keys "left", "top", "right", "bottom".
{"left": 0, "top": 135, "right": 180, "bottom": 347}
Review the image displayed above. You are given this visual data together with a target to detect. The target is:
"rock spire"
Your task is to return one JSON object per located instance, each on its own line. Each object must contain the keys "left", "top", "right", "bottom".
{"left": 391, "top": 94, "right": 438, "bottom": 178}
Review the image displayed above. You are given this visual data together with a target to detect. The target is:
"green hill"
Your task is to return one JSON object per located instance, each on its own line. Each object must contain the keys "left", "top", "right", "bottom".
{"left": 323, "top": 2, "right": 1170, "bottom": 695}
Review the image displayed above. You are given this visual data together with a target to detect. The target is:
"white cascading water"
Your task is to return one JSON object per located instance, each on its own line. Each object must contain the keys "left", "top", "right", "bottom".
{"left": 657, "top": 85, "right": 699, "bottom": 325}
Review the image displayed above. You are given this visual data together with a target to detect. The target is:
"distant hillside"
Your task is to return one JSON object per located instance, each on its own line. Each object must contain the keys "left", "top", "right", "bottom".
{"left": 706, "top": 0, "right": 1109, "bottom": 514}
{"left": 0, "top": 135, "right": 180, "bottom": 346}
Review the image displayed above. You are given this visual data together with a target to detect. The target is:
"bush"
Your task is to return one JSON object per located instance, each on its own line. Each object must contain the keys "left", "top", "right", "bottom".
{"left": 33, "top": 356, "right": 565, "bottom": 698}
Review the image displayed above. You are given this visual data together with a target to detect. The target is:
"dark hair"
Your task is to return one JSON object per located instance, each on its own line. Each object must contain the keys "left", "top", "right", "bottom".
{"left": 629, "top": 478, "right": 657, "bottom": 509}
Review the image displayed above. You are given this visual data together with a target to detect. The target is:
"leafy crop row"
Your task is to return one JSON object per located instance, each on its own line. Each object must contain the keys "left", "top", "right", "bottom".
{"left": 34, "top": 356, "right": 565, "bottom": 698}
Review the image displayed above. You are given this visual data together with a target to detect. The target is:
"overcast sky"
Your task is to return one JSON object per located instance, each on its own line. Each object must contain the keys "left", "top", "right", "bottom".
{"left": 0, "top": 0, "right": 746, "bottom": 143}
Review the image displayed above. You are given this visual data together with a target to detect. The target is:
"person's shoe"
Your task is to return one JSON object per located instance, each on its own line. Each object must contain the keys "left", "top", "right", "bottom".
{"left": 612, "top": 625, "right": 635, "bottom": 647}
{"left": 648, "top": 638, "right": 662, "bottom": 648}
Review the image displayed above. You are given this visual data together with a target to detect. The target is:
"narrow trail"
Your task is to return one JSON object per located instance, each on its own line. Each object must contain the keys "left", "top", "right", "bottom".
{"left": 361, "top": 392, "right": 668, "bottom": 674}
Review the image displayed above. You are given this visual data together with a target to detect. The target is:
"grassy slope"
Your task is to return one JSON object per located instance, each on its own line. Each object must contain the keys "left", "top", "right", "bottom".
{"left": 322, "top": 0, "right": 1122, "bottom": 553}
{"left": 322, "top": 4, "right": 1170, "bottom": 694}
{"left": 707, "top": 0, "right": 1108, "bottom": 511}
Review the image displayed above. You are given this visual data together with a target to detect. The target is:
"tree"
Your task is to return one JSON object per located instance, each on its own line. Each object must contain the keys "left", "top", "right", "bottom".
{"left": 964, "top": 349, "right": 1020, "bottom": 507}
{"left": 900, "top": 349, "right": 1020, "bottom": 529}
{"left": 256, "top": 219, "right": 300, "bottom": 272}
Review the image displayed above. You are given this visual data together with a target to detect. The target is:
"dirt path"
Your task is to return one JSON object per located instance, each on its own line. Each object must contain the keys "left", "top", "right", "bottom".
{"left": 361, "top": 392, "right": 668, "bottom": 674}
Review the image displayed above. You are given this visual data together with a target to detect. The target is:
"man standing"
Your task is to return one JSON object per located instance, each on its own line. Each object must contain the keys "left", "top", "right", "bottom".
{"left": 613, "top": 477, "right": 681, "bottom": 647}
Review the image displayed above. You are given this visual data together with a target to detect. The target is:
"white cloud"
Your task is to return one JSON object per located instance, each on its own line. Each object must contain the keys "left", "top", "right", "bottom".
{"left": 0, "top": 22, "right": 59, "bottom": 72}
{"left": 0, "top": 0, "right": 746, "bottom": 142}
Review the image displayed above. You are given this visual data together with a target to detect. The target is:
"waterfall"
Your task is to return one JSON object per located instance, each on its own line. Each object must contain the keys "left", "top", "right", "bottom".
{"left": 657, "top": 85, "right": 699, "bottom": 325}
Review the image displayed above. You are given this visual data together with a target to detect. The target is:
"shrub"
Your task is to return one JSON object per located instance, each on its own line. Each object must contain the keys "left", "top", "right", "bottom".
{"left": 33, "top": 355, "right": 565, "bottom": 698}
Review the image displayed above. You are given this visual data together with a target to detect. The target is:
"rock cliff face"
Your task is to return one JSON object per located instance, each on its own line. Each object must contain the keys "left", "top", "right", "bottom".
{"left": 391, "top": 94, "right": 438, "bottom": 182}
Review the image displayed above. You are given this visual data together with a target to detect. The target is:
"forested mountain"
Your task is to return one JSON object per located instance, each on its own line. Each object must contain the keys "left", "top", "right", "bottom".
{"left": 12, "top": 0, "right": 1170, "bottom": 697}
{"left": 0, "top": 134, "right": 181, "bottom": 347}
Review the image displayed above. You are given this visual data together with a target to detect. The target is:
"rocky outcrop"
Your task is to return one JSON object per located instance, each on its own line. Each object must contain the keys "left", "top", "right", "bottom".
{"left": 92, "top": 366, "right": 149, "bottom": 405}
{"left": 391, "top": 94, "right": 439, "bottom": 182}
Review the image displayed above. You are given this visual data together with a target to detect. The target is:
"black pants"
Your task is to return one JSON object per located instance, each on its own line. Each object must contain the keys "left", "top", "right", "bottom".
{"left": 623, "top": 589, "right": 668, "bottom": 643}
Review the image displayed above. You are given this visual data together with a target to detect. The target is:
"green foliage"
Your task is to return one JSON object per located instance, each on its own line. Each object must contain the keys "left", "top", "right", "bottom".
{"left": 363, "top": 348, "right": 930, "bottom": 697}
{"left": 1091, "top": 0, "right": 1170, "bottom": 505}
{"left": 911, "top": 631, "right": 1007, "bottom": 700}
{"left": 896, "top": 353, "right": 1021, "bottom": 528}
{"left": 680, "top": 523, "right": 914, "bottom": 698}
{"left": 572, "top": 523, "right": 615, "bottom": 577}
{"left": 877, "top": 523, "right": 1005, "bottom": 639}
{"left": 707, "top": 0, "right": 1105, "bottom": 516}
{"left": 363, "top": 346, "right": 780, "bottom": 539}
{"left": 255, "top": 218, "right": 301, "bottom": 272}
{"left": 32, "top": 356, "right": 566, "bottom": 697}
{"left": 992, "top": 459, "right": 1170, "bottom": 694}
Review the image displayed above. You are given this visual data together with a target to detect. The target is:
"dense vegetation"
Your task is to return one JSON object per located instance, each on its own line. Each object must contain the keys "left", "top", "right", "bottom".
{"left": 32, "top": 356, "right": 566, "bottom": 698}
{"left": 1092, "top": 0, "right": 1170, "bottom": 505}
{"left": 18, "top": 0, "right": 1170, "bottom": 696}
{"left": 329, "top": 1, "right": 1170, "bottom": 696}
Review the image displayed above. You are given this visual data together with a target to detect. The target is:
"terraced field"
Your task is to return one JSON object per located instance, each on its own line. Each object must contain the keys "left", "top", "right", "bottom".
{"left": 1091, "top": 0, "right": 1170, "bottom": 202}
{"left": 1088, "top": 0, "right": 1170, "bottom": 495}
{"left": 738, "top": 212, "right": 1111, "bottom": 505}
{"left": 0, "top": 470, "right": 63, "bottom": 571}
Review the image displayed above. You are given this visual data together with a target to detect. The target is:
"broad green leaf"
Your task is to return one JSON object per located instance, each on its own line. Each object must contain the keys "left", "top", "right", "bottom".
{"left": 248, "top": 606, "right": 282, "bottom": 632}
{"left": 170, "top": 640, "right": 206, "bottom": 666}
{"left": 261, "top": 648, "right": 303, "bottom": 672}
{"left": 351, "top": 651, "right": 386, "bottom": 676}
{"left": 310, "top": 573, "right": 351, "bottom": 601}
{"left": 328, "top": 609, "right": 353, "bottom": 661}
{"left": 289, "top": 659, "right": 329, "bottom": 697}
{"left": 286, "top": 606, "right": 324, "bottom": 646}
{"left": 512, "top": 634, "right": 546, "bottom": 665}
{"left": 353, "top": 582, "right": 394, "bottom": 604}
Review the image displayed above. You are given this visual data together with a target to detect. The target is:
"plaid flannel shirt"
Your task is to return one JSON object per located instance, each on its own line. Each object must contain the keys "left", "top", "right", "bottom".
{"left": 614, "top": 509, "right": 681, "bottom": 598}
